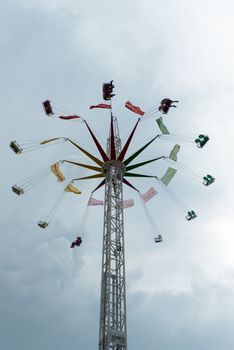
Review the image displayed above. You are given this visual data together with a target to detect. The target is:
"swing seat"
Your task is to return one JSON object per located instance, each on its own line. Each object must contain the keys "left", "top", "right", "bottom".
{"left": 199, "top": 139, "right": 209, "bottom": 148}
{"left": 71, "top": 237, "right": 82, "bottom": 247}
{"left": 12, "top": 185, "right": 24, "bottom": 195}
{"left": 76, "top": 238, "right": 82, "bottom": 246}
{"left": 159, "top": 98, "right": 178, "bottom": 114}
{"left": 37, "top": 220, "right": 49, "bottom": 229}
{"left": 10, "top": 141, "right": 23, "bottom": 154}
{"left": 186, "top": 211, "right": 197, "bottom": 221}
{"left": 158, "top": 104, "right": 170, "bottom": 114}
{"left": 154, "top": 234, "right": 163, "bottom": 243}
{"left": 161, "top": 98, "right": 173, "bottom": 106}
{"left": 103, "top": 81, "right": 115, "bottom": 101}
{"left": 195, "top": 135, "right": 209, "bottom": 148}
{"left": 43, "top": 100, "right": 54, "bottom": 115}
{"left": 203, "top": 175, "right": 215, "bottom": 186}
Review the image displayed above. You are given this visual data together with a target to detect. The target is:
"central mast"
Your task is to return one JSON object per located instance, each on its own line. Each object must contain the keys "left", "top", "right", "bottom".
{"left": 99, "top": 81, "right": 127, "bottom": 349}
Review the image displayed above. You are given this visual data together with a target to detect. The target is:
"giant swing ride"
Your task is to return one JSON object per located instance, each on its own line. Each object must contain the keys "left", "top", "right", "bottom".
{"left": 10, "top": 81, "right": 214, "bottom": 350}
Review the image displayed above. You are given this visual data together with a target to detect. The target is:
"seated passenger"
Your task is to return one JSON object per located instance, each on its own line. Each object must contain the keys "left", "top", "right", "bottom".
{"left": 10, "top": 141, "right": 23, "bottom": 154}
{"left": 12, "top": 185, "right": 24, "bottom": 196}
{"left": 103, "top": 80, "right": 115, "bottom": 100}
{"left": 43, "top": 100, "right": 54, "bottom": 115}
{"left": 195, "top": 134, "right": 209, "bottom": 148}
{"left": 154, "top": 234, "right": 163, "bottom": 243}
{"left": 37, "top": 221, "right": 49, "bottom": 229}
{"left": 70, "top": 236, "right": 82, "bottom": 248}
{"left": 203, "top": 175, "right": 215, "bottom": 186}
{"left": 158, "top": 98, "right": 179, "bottom": 114}
{"left": 186, "top": 210, "right": 197, "bottom": 221}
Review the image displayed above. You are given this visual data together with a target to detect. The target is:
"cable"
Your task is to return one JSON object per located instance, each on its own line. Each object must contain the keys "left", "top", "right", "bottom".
{"left": 156, "top": 178, "right": 189, "bottom": 216}
{"left": 51, "top": 100, "right": 76, "bottom": 116}
{"left": 138, "top": 192, "right": 161, "bottom": 237}
{"left": 11, "top": 138, "right": 68, "bottom": 154}
{"left": 165, "top": 158, "right": 204, "bottom": 178}
{"left": 12, "top": 167, "right": 51, "bottom": 194}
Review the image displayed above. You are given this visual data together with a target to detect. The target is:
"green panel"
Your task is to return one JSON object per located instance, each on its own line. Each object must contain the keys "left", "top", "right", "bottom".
{"left": 161, "top": 167, "right": 177, "bottom": 186}
{"left": 169, "top": 144, "right": 180, "bottom": 162}
{"left": 156, "top": 117, "right": 170, "bottom": 134}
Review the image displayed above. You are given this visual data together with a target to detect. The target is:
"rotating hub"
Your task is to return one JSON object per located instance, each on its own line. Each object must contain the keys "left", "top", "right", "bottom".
{"left": 102, "top": 160, "right": 126, "bottom": 178}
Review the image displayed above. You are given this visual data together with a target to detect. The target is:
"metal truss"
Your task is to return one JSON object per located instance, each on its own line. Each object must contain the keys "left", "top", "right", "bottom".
{"left": 99, "top": 118, "right": 127, "bottom": 350}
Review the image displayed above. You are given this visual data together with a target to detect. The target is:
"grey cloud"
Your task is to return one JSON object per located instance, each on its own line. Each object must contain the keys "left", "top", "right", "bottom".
{"left": 0, "top": 0, "right": 233, "bottom": 349}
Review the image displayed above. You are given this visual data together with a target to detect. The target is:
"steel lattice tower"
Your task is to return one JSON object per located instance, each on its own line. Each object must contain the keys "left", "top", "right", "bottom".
{"left": 99, "top": 117, "right": 127, "bottom": 349}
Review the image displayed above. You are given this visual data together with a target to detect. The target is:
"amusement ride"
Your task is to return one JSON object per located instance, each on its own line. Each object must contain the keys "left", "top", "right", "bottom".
{"left": 10, "top": 81, "right": 214, "bottom": 350}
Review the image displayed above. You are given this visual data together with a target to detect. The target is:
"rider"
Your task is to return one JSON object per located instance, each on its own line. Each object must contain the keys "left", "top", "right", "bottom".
{"left": 158, "top": 98, "right": 179, "bottom": 114}
{"left": 70, "top": 236, "right": 82, "bottom": 248}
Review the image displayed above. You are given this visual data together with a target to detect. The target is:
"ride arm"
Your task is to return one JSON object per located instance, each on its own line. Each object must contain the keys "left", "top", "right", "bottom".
{"left": 124, "top": 172, "right": 156, "bottom": 178}
{"left": 92, "top": 179, "right": 106, "bottom": 193}
{"left": 63, "top": 160, "right": 102, "bottom": 172}
{"left": 118, "top": 119, "right": 141, "bottom": 162}
{"left": 123, "top": 178, "right": 139, "bottom": 192}
{"left": 66, "top": 138, "right": 104, "bottom": 166}
{"left": 73, "top": 173, "right": 105, "bottom": 181}
{"left": 126, "top": 156, "right": 165, "bottom": 172}
{"left": 123, "top": 135, "right": 160, "bottom": 166}
{"left": 84, "top": 121, "right": 109, "bottom": 162}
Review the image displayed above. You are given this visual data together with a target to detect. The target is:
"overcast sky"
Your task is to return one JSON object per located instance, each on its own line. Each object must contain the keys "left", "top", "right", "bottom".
{"left": 1, "top": 0, "right": 234, "bottom": 349}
